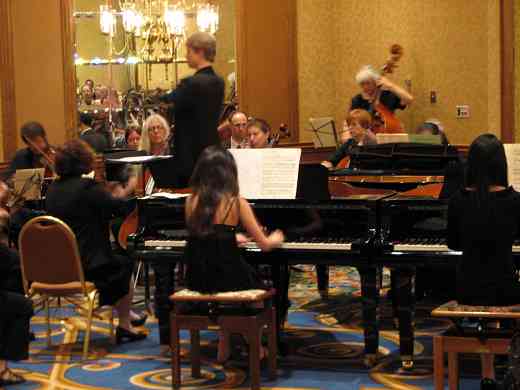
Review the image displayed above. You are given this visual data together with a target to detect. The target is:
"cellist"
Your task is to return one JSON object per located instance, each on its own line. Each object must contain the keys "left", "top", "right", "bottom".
{"left": 350, "top": 65, "right": 413, "bottom": 133}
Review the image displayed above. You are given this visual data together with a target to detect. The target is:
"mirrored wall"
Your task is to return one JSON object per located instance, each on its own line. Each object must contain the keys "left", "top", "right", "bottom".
{"left": 72, "top": 0, "right": 236, "bottom": 136}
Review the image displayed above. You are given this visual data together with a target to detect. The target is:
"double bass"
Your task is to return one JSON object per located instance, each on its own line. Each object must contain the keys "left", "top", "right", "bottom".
{"left": 373, "top": 44, "right": 405, "bottom": 133}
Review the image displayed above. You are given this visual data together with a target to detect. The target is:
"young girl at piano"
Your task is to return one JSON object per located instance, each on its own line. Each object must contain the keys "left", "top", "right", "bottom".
{"left": 184, "top": 145, "right": 284, "bottom": 361}
{"left": 447, "top": 133, "right": 520, "bottom": 307}
{"left": 321, "top": 109, "right": 377, "bottom": 169}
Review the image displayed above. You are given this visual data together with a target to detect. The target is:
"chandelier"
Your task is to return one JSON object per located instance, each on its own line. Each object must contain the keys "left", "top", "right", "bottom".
{"left": 98, "top": 0, "right": 219, "bottom": 63}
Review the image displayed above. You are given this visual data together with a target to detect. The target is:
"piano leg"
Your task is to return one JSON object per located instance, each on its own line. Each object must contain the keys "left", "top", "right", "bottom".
{"left": 270, "top": 261, "right": 290, "bottom": 355}
{"left": 316, "top": 265, "right": 329, "bottom": 298}
{"left": 358, "top": 266, "right": 380, "bottom": 367}
{"left": 151, "top": 260, "right": 176, "bottom": 347}
{"left": 393, "top": 267, "right": 416, "bottom": 370}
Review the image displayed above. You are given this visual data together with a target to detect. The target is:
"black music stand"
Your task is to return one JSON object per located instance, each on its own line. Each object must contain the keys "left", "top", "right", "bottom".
{"left": 308, "top": 117, "right": 339, "bottom": 148}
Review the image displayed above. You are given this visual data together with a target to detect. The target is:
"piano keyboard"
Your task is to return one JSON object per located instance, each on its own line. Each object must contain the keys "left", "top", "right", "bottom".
{"left": 393, "top": 243, "right": 520, "bottom": 253}
{"left": 144, "top": 240, "right": 352, "bottom": 251}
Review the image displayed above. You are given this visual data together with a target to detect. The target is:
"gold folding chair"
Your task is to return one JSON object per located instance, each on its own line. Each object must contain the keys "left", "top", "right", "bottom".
{"left": 18, "top": 215, "right": 115, "bottom": 359}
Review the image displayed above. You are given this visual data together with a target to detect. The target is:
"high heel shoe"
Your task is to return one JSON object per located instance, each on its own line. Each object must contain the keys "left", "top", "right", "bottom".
{"left": 116, "top": 327, "right": 147, "bottom": 344}
{"left": 130, "top": 314, "right": 148, "bottom": 327}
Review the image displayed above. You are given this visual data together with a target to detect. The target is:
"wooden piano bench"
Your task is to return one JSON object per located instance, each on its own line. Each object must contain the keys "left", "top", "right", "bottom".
{"left": 169, "top": 288, "right": 277, "bottom": 390}
{"left": 431, "top": 301, "right": 520, "bottom": 390}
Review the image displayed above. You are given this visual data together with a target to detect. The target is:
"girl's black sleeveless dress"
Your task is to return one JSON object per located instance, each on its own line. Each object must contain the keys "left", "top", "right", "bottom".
{"left": 183, "top": 200, "right": 264, "bottom": 294}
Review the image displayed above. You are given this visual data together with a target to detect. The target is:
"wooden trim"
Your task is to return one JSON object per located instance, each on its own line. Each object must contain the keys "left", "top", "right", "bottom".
{"left": 60, "top": 0, "right": 77, "bottom": 140}
{"left": 500, "top": 0, "right": 515, "bottom": 142}
{"left": 235, "top": 0, "right": 247, "bottom": 116}
{"left": 286, "top": 0, "right": 299, "bottom": 143}
{"left": 0, "top": 0, "right": 17, "bottom": 159}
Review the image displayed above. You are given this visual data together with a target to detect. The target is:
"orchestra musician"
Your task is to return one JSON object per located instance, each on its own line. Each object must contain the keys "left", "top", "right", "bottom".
{"left": 351, "top": 65, "right": 413, "bottom": 131}
{"left": 160, "top": 32, "right": 225, "bottom": 187}
{"left": 78, "top": 112, "right": 109, "bottom": 154}
{"left": 415, "top": 120, "right": 449, "bottom": 145}
{"left": 0, "top": 181, "right": 33, "bottom": 387}
{"left": 139, "top": 114, "right": 171, "bottom": 156}
{"left": 2, "top": 122, "right": 54, "bottom": 181}
{"left": 124, "top": 127, "right": 142, "bottom": 151}
{"left": 223, "top": 111, "right": 249, "bottom": 149}
{"left": 46, "top": 140, "right": 147, "bottom": 344}
{"left": 247, "top": 118, "right": 272, "bottom": 149}
{"left": 184, "top": 145, "right": 284, "bottom": 362}
{"left": 321, "top": 109, "right": 377, "bottom": 169}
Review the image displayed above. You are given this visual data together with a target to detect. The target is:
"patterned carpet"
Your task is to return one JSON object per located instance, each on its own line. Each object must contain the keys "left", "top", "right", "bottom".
{"left": 10, "top": 266, "right": 485, "bottom": 389}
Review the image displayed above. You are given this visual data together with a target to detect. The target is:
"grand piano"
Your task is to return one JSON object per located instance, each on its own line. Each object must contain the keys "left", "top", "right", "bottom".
{"left": 127, "top": 143, "right": 464, "bottom": 369}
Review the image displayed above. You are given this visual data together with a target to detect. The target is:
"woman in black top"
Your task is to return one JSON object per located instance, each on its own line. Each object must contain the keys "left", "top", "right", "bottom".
{"left": 46, "top": 140, "right": 146, "bottom": 343}
{"left": 448, "top": 134, "right": 520, "bottom": 306}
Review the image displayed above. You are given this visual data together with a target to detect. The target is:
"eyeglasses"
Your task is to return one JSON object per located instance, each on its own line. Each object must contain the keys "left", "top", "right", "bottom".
{"left": 149, "top": 125, "right": 164, "bottom": 132}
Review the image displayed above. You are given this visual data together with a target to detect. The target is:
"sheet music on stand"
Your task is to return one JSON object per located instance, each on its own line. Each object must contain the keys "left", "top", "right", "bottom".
{"left": 13, "top": 168, "right": 45, "bottom": 201}
{"left": 308, "top": 117, "right": 338, "bottom": 148}
{"left": 504, "top": 144, "right": 520, "bottom": 190}
{"left": 229, "top": 148, "right": 302, "bottom": 199}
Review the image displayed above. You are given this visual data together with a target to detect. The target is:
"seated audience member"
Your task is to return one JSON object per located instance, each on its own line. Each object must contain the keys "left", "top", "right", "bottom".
{"left": 0, "top": 182, "right": 33, "bottom": 387}
{"left": 46, "top": 140, "right": 147, "bottom": 343}
{"left": 321, "top": 109, "right": 377, "bottom": 169}
{"left": 78, "top": 112, "right": 109, "bottom": 153}
{"left": 223, "top": 111, "right": 249, "bottom": 148}
{"left": 415, "top": 119, "right": 449, "bottom": 145}
{"left": 139, "top": 114, "right": 171, "bottom": 156}
{"left": 247, "top": 118, "right": 272, "bottom": 149}
{"left": 2, "top": 122, "right": 53, "bottom": 181}
{"left": 81, "top": 84, "right": 94, "bottom": 106}
{"left": 184, "top": 146, "right": 284, "bottom": 361}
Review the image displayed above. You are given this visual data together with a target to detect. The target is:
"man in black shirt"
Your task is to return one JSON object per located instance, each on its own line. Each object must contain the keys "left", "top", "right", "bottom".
{"left": 161, "top": 32, "right": 225, "bottom": 187}
{"left": 2, "top": 122, "right": 51, "bottom": 181}
{"left": 350, "top": 65, "right": 413, "bottom": 132}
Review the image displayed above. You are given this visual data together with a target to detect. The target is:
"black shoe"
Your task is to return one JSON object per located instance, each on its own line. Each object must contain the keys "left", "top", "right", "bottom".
{"left": 116, "top": 327, "right": 147, "bottom": 344}
{"left": 130, "top": 314, "right": 148, "bottom": 327}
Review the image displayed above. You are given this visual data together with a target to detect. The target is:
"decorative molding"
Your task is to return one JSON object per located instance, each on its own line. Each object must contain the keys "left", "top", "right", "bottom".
{"left": 0, "top": 0, "right": 18, "bottom": 159}
{"left": 501, "top": 0, "right": 515, "bottom": 142}
{"left": 60, "top": 0, "right": 77, "bottom": 140}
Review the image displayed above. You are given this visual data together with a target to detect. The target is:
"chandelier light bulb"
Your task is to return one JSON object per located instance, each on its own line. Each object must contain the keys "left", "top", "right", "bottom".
{"left": 197, "top": 4, "right": 218, "bottom": 34}
{"left": 99, "top": 5, "right": 116, "bottom": 36}
{"left": 164, "top": 5, "right": 186, "bottom": 36}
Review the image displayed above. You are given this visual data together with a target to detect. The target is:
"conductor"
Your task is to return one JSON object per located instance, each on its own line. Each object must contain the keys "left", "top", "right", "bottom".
{"left": 161, "top": 32, "right": 225, "bottom": 187}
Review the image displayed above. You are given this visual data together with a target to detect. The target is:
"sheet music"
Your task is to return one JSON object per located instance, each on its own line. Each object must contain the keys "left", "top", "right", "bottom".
{"left": 14, "top": 168, "right": 45, "bottom": 201}
{"left": 230, "top": 148, "right": 302, "bottom": 199}
{"left": 504, "top": 144, "right": 520, "bottom": 190}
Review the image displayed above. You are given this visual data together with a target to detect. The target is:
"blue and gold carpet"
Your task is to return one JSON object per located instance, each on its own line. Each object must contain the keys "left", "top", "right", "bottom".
{"left": 11, "top": 267, "right": 484, "bottom": 389}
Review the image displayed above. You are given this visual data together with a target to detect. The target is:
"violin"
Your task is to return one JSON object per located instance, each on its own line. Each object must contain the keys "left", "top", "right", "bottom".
{"left": 22, "top": 136, "right": 56, "bottom": 177}
{"left": 269, "top": 123, "right": 291, "bottom": 146}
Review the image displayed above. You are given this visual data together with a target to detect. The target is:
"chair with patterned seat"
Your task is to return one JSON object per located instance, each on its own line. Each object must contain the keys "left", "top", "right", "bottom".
{"left": 169, "top": 288, "right": 277, "bottom": 390}
{"left": 432, "top": 300, "right": 520, "bottom": 390}
{"left": 18, "top": 215, "right": 115, "bottom": 359}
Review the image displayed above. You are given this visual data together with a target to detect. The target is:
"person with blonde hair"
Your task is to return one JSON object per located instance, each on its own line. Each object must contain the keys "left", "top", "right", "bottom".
{"left": 321, "top": 109, "right": 377, "bottom": 169}
{"left": 159, "top": 32, "right": 225, "bottom": 187}
{"left": 139, "top": 114, "right": 171, "bottom": 156}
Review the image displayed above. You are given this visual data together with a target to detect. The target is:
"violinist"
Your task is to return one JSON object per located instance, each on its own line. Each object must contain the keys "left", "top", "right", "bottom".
{"left": 321, "top": 109, "right": 377, "bottom": 169}
{"left": 2, "top": 122, "right": 54, "bottom": 181}
{"left": 350, "top": 65, "right": 413, "bottom": 131}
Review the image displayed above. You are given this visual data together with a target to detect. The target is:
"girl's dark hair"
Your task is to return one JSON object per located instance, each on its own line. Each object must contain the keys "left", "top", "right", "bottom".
{"left": 466, "top": 133, "right": 508, "bottom": 205}
{"left": 55, "top": 139, "right": 95, "bottom": 177}
{"left": 188, "top": 145, "right": 239, "bottom": 235}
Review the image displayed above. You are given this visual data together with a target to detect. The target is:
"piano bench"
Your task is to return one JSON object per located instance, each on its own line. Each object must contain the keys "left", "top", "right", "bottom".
{"left": 431, "top": 301, "right": 520, "bottom": 390}
{"left": 169, "top": 288, "right": 277, "bottom": 390}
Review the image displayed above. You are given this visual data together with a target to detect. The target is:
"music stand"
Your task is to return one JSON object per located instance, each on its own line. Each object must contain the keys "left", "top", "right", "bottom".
{"left": 308, "top": 117, "right": 339, "bottom": 148}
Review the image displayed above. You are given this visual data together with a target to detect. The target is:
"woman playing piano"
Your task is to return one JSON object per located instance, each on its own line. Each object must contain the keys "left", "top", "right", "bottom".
{"left": 184, "top": 145, "right": 284, "bottom": 362}
{"left": 321, "top": 109, "right": 377, "bottom": 169}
